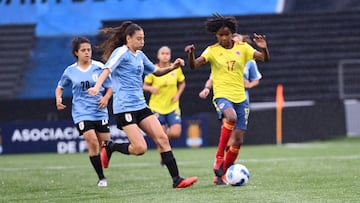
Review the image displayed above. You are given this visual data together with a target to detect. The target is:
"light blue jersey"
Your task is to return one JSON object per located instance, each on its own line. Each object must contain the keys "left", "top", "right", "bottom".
{"left": 105, "top": 45, "right": 156, "bottom": 114}
{"left": 57, "top": 60, "right": 112, "bottom": 123}
{"left": 243, "top": 60, "right": 262, "bottom": 103}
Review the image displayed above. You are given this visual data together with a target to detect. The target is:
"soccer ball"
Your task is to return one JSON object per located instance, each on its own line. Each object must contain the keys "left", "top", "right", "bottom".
{"left": 225, "top": 164, "right": 250, "bottom": 186}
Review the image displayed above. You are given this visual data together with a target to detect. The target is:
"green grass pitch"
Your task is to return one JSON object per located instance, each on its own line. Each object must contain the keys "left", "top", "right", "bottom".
{"left": 1, "top": 137, "right": 359, "bottom": 203}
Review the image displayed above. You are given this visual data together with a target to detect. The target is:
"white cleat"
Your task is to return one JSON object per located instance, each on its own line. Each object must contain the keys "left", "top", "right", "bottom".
{"left": 97, "top": 178, "right": 107, "bottom": 187}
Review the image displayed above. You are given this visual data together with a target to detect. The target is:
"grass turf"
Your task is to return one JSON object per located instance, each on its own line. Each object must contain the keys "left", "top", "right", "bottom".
{"left": 1, "top": 137, "right": 359, "bottom": 203}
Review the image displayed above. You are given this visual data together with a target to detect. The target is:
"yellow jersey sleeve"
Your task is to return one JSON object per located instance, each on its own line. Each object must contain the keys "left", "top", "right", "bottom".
{"left": 144, "top": 73, "right": 154, "bottom": 84}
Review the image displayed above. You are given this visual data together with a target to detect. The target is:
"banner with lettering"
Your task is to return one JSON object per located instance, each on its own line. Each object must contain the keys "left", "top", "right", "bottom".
{"left": 0, "top": 0, "right": 279, "bottom": 36}
{"left": 0, "top": 114, "right": 208, "bottom": 154}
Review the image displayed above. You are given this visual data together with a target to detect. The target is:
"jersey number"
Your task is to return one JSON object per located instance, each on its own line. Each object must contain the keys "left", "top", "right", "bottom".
{"left": 226, "top": 60, "right": 236, "bottom": 71}
{"left": 81, "top": 81, "right": 90, "bottom": 91}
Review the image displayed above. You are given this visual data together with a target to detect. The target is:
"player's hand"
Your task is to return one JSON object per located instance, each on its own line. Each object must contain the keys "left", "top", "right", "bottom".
{"left": 88, "top": 87, "right": 99, "bottom": 96}
{"left": 172, "top": 94, "right": 180, "bottom": 103}
{"left": 149, "top": 86, "right": 159, "bottom": 94}
{"left": 56, "top": 97, "right": 66, "bottom": 110}
{"left": 198, "top": 88, "right": 210, "bottom": 99}
{"left": 244, "top": 79, "right": 251, "bottom": 89}
{"left": 98, "top": 96, "right": 109, "bottom": 109}
{"left": 184, "top": 44, "right": 195, "bottom": 53}
{"left": 253, "top": 33, "right": 267, "bottom": 49}
{"left": 173, "top": 58, "right": 185, "bottom": 68}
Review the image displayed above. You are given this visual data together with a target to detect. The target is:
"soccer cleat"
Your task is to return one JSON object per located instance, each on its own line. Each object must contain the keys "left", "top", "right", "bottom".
{"left": 97, "top": 178, "right": 107, "bottom": 187}
{"left": 101, "top": 140, "right": 113, "bottom": 168}
{"left": 213, "top": 154, "right": 224, "bottom": 177}
{"left": 173, "top": 176, "right": 198, "bottom": 188}
{"left": 213, "top": 175, "right": 227, "bottom": 185}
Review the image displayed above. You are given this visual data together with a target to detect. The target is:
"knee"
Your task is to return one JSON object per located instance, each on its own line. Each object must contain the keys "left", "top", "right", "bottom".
{"left": 87, "top": 138, "right": 99, "bottom": 151}
{"left": 225, "top": 115, "right": 237, "bottom": 124}
{"left": 168, "top": 131, "right": 181, "bottom": 139}
{"left": 233, "top": 138, "right": 244, "bottom": 146}
{"left": 132, "top": 144, "right": 147, "bottom": 156}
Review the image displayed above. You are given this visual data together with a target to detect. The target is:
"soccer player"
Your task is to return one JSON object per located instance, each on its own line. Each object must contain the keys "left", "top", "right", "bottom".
{"left": 55, "top": 37, "right": 113, "bottom": 187}
{"left": 88, "top": 21, "right": 197, "bottom": 188}
{"left": 199, "top": 33, "right": 262, "bottom": 103}
{"left": 185, "top": 15, "right": 270, "bottom": 185}
{"left": 143, "top": 46, "right": 186, "bottom": 166}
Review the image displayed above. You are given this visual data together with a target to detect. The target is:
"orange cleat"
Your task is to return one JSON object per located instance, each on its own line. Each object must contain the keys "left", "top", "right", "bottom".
{"left": 213, "top": 154, "right": 224, "bottom": 177}
{"left": 101, "top": 140, "right": 113, "bottom": 168}
{"left": 173, "top": 176, "right": 198, "bottom": 188}
{"left": 213, "top": 175, "right": 227, "bottom": 185}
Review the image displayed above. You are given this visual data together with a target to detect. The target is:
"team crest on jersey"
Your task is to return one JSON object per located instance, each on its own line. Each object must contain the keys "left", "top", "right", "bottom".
{"left": 235, "top": 50, "right": 241, "bottom": 56}
{"left": 125, "top": 113, "right": 133, "bottom": 122}
{"left": 102, "top": 120, "right": 108, "bottom": 125}
{"left": 219, "top": 102, "right": 225, "bottom": 109}
{"left": 92, "top": 74, "right": 98, "bottom": 82}
{"left": 78, "top": 121, "right": 85, "bottom": 130}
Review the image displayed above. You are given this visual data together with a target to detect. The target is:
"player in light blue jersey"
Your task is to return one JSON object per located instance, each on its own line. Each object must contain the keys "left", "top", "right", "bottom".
{"left": 88, "top": 21, "right": 197, "bottom": 188}
{"left": 55, "top": 37, "right": 114, "bottom": 187}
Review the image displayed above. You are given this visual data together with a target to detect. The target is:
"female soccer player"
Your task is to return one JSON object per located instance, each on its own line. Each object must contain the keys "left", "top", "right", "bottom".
{"left": 55, "top": 37, "right": 113, "bottom": 187}
{"left": 143, "top": 46, "right": 186, "bottom": 166}
{"left": 88, "top": 21, "right": 197, "bottom": 188}
{"left": 185, "top": 15, "right": 270, "bottom": 185}
{"left": 199, "top": 33, "right": 262, "bottom": 103}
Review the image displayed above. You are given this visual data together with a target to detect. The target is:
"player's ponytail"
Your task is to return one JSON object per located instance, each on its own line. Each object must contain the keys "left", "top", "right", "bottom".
{"left": 98, "top": 21, "right": 142, "bottom": 62}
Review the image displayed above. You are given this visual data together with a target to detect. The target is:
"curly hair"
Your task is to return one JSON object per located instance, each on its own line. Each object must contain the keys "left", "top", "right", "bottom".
{"left": 205, "top": 14, "right": 238, "bottom": 34}
{"left": 97, "top": 21, "right": 142, "bottom": 61}
{"left": 71, "top": 36, "right": 91, "bottom": 59}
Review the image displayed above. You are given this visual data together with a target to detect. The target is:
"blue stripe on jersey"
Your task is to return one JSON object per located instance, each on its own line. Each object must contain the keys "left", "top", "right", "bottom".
{"left": 105, "top": 45, "right": 156, "bottom": 114}
{"left": 57, "top": 60, "right": 111, "bottom": 123}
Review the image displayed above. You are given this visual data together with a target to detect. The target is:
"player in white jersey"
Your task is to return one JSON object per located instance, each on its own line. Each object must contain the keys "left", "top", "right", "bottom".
{"left": 55, "top": 37, "right": 115, "bottom": 187}
{"left": 88, "top": 21, "right": 197, "bottom": 188}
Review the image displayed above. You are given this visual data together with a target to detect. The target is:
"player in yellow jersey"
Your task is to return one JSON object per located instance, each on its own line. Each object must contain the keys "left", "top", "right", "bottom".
{"left": 143, "top": 46, "right": 186, "bottom": 166}
{"left": 185, "top": 15, "right": 270, "bottom": 185}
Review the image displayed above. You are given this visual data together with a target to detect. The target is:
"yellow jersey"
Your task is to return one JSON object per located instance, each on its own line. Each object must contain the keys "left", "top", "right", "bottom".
{"left": 201, "top": 42, "right": 256, "bottom": 103}
{"left": 144, "top": 64, "right": 185, "bottom": 114}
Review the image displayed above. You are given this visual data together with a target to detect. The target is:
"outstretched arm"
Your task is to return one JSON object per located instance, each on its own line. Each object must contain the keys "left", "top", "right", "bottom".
{"left": 253, "top": 33, "right": 270, "bottom": 62}
{"left": 153, "top": 58, "right": 185, "bottom": 76}
{"left": 88, "top": 68, "right": 111, "bottom": 96}
{"left": 184, "top": 44, "right": 206, "bottom": 69}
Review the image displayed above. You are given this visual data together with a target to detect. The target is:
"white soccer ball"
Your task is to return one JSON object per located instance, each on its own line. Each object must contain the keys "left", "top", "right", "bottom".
{"left": 225, "top": 164, "right": 250, "bottom": 186}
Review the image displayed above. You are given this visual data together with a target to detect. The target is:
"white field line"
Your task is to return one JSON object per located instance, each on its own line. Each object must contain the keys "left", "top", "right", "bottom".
{"left": 0, "top": 154, "right": 359, "bottom": 172}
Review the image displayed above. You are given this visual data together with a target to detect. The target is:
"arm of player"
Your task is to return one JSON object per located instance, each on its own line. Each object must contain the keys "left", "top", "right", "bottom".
{"left": 184, "top": 44, "right": 206, "bottom": 70}
{"left": 98, "top": 87, "right": 112, "bottom": 109}
{"left": 143, "top": 82, "right": 159, "bottom": 94}
{"left": 253, "top": 33, "right": 270, "bottom": 62}
{"left": 198, "top": 79, "right": 213, "bottom": 99}
{"left": 153, "top": 58, "right": 185, "bottom": 76}
{"left": 55, "top": 87, "right": 66, "bottom": 110}
{"left": 244, "top": 79, "right": 260, "bottom": 89}
{"left": 88, "top": 68, "right": 111, "bottom": 96}
{"left": 173, "top": 80, "right": 186, "bottom": 103}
